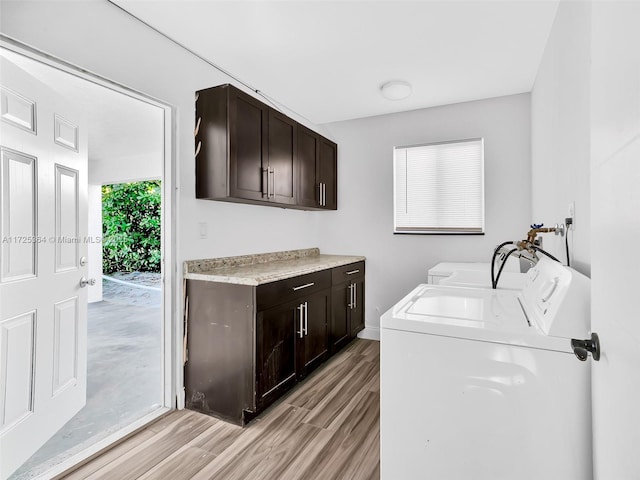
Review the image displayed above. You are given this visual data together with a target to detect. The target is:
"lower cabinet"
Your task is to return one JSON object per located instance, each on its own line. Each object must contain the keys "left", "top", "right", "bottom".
{"left": 330, "top": 261, "right": 366, "bottom": 353}
{"left": 255, "top": 285, "right": 330, "bottom": 411}
{"left": 185, "top": 261, "right": 364, "bottom": 426}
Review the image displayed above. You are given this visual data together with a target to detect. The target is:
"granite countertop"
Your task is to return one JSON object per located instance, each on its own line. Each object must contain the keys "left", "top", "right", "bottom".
{"left": 184, "top": 248, "right": 365, "bottom": 286}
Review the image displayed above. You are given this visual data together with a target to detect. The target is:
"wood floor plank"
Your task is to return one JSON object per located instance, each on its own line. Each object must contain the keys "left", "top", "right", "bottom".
{"left": 303, "top": 359, "right": 378, "bottom": 429}
{"left": 74, "top": 410, "right": 216, "bottom": 480}
{"left": 137, "top": 446, "right": 216, "bottom": 480}
{"left": 61, "top": 339, "right": 380, "bottom": 480}
{"left": 189, "top": 418, "right": 244, "bottom": 456}
{"left": 61, "top": 429, "right": 156, "bottom": 480}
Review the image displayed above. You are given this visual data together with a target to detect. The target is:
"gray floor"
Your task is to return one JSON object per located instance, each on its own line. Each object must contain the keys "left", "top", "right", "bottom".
{"left": 11, "top": 277, "right": 162, "bottom": 479}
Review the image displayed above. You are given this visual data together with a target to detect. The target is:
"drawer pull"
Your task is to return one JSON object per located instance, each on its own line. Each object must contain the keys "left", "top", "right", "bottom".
{"left": 293, "top": 282, "right": 315, "bottom": 291}
{"left": 346, "top": 269, "right": 360, "bottom": 275}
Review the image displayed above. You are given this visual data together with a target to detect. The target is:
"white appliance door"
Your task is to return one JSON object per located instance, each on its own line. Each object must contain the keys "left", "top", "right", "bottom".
{"left": 0, "top": 56, "right": 88, "bottom": 479}
{"left": 590, "top": 2, "right": 640, "bottom": 478}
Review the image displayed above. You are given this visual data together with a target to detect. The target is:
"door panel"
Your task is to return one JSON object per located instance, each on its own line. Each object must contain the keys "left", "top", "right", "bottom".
{"left": 299, "top": 290, "right": 329, "bottom": 376}
{"left": 590, "top": 3, "right": 640, "bottom": 478}
{"left": 0, "top": 311, "right": 35, "bottom": 431}
{"left": 0, "top": 86, "right": 36, "bottom": 133}
{"left": 229, "top": 90, "right": 266, "bottom": 201}
{"left": 0, "top": 56, "right": 88, "bottom": 480}
{"left": 268, "top": 109, "right": 296, "bottom": 205}
{"left": 297, "top": 126, "right": 319, "bottom": 208}
{"left": 350, "top": 279, "right": 365, "bottom": 336}
{"left": 331, "top": 283, "right": 350, "bottom": 353}
{"left": 256, "top": 302, "right": 296, "bottom": 403}
{"left": 319, "top": 138, "right": 337, "bottom": 210}
{"left": 52, "top": 297, "right": 79, "bottom": 395}
{"left": 55, "top": 165, "right": 79, "bottom": 272}
{"left": 0, "top": 148, "right": 37, "bottom": 282}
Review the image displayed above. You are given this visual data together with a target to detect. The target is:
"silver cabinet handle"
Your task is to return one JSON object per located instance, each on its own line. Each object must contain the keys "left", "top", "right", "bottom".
{"left": 318, "top": 183, "right": 322, "bottom": 205}
{"left": 303, "top": 301, "right": 308, "bottom": 336}
{"left": 346, "top": 269, "right": 360, "bottom": 275}
{"left": 194, "top": 117, "right": 201, "bottom": 136}
{"left": 353, "top": 283, "right": 357, "bottom": 309}
{"left": 348, "top": 283, "right": 353, "bottom": 309}
{"left": 293, "top": 282, "right": 314, "bottom": 291}
{"left": 79, "top": 277, "right": 96, "bottom": 288}
{"left": 322, "top": 183, "right": 326, "bottom": 206}
{"left": 269, "top": 167, "right": 275, "bottom": 199}
{"left": 297, "top": 303, "right": 304, "bottom": 338}
{"left": 262, "top": 167, "right": 269, "bottom": 198}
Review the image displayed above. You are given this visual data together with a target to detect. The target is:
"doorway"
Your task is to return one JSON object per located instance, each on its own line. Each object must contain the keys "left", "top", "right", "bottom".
{"left": 0, "top": 42, "right": 174, "bottom": 480}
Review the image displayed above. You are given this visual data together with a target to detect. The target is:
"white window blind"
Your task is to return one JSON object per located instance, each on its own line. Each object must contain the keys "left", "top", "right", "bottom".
{"left": 394, "top": 138, "right": 484, "bottom": 234}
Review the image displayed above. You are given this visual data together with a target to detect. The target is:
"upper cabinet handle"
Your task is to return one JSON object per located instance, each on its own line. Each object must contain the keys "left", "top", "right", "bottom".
{"left": 293, "top": 282, "right": 314, "bottom": 291}
{"left": 195, "top": 141, "right": 201, "bottom": 157}
{"left": 346, "top": 270, "right": 360, "bottom": 275}
{"left": 194, "top": 117, "right": 201, "bottom": 136}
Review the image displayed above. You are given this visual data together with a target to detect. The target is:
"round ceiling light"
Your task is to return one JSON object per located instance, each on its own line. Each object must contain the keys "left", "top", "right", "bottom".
{"left": 380, "top": 81, "right": 412, "bottom": 100}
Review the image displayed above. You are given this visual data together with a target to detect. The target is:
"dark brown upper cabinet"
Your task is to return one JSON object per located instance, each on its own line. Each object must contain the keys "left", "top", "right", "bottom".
{"left": 195, "top": 84, "right": 336, "bottom": 210}
{"left": 267, "top": 109, "right": 296, "bottom": 205}
{"left": 297, "top": 125, "right": 338, "bottom": 210}
{"left": 319, "top": 136, "right": 337, "bottom": 210}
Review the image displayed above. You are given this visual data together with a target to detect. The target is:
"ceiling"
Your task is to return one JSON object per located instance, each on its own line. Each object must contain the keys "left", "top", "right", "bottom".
{"left": 111, "top": 0, "right": 559, "bottom": 125}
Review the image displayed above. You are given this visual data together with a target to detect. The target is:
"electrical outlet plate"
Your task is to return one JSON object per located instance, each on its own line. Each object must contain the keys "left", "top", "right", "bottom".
{"left": 198, "top": 222, "right": 208, "bottom": 239}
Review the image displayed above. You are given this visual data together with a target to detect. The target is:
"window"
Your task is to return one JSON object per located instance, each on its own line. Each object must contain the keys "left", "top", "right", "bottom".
{"left": 393, "top": 138, "right": 484, "bottom": 234}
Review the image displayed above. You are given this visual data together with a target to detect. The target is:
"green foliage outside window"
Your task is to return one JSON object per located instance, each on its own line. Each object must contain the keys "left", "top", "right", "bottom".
{"left": 102, "top": 181, "right": 161, "bottom": 273}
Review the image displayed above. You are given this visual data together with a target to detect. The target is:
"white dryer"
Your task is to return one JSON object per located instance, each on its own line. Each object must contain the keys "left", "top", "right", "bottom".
{"left": 381, "top": 257, "right": 593, "bottom": 479}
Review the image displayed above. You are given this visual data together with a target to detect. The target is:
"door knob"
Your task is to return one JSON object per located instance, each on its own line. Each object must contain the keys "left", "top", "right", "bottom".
{"left": 79, "top": 277, "right": 96, "bottom": 288}
{"left": 571, "top": 332, "right": 600, "bottom": 362}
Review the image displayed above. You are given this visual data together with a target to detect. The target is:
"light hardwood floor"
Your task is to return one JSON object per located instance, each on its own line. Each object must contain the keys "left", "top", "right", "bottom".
{"left": 60, "top": 339, "right": 380, "bottom": 480}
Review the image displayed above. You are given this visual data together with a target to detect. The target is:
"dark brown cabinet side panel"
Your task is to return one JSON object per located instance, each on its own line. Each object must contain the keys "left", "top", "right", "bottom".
{"left": 229, "top": 89, "right": 267, "bottom": 201}
{"left": 268, "top": 109, "right": 296, "bottom": 205}
{"left": 319, "top": 137, "right": 337, "bottom": 210}
{"left": 185, "top": 280, "right": 254, "bottom": 425}
{"left": 195, "top": 86, "right": 228, "bottom": 199}
{"left": 256, "top": 301, "right": 297, "bottom": 409}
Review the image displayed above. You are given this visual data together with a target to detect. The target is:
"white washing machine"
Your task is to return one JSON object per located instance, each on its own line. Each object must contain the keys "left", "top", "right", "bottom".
{"left": 381, "top": 257, "right": 593, "bottom": 480}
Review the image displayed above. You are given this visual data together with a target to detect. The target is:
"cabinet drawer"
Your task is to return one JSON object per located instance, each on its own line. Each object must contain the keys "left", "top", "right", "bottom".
{"left": 257, "top": 269, "right": 331, "bottom": 311}
{"left": 331, "top": 261, "right": 365, "bottom": 284}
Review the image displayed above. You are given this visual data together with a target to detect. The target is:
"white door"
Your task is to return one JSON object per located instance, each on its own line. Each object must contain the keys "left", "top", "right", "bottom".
{"left": 0, "top": 57, "right": 88, "bottom": 479}
{"left": 590, "top": 2, "right": 640, "bottom": 478}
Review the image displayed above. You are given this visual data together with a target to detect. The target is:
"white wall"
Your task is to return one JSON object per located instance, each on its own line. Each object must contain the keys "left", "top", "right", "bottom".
{"left": 531, "top": 1, "right": 591, "bottom": 276}
{"left": 320, "top": 94, "right": 532, "bottom": 331}
{"left": 0, "top": 0, "right": 323, "bottom": 265}
{"left": 589, "top": 2, "right": 640, "bottom": 477}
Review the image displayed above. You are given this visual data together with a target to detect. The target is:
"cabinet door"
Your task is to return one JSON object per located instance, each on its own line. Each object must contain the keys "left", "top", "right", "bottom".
{"left": 297, "top": 289, "right": 330, "bottom": 378}
{"left": 256, "top": 302, "right": 297, "bottom": 407}
{"left": 229, "top": 88, "right": 267, "bottom": 201}
{"left": 350, "top": 278, "right": 365, "bottom": 336}
{"left": 319, "top": 137, "right": 337, "bottom": 210}
{"left": 268, "top": 109, "right": 296, "bottom": 205}
{"left": 330, "top": 283, "right": 350, "bottom": 353}
{"left": 297, "top": 125, "right": 320, "bottom": 208}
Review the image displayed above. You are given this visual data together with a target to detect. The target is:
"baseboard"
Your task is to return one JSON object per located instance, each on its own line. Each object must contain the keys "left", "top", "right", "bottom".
{"left": 357, "top": 326, "right": 380, "bottom": 341}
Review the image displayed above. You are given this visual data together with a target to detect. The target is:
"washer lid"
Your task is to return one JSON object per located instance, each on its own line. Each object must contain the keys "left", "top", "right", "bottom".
{"left": 381, "top": 283, "right": 572, "bottom": 353}
{"left": 440, "top": 269, "right": 527, "bottom": 290}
